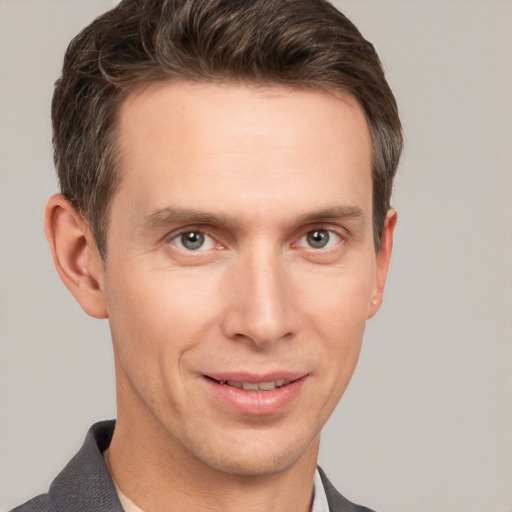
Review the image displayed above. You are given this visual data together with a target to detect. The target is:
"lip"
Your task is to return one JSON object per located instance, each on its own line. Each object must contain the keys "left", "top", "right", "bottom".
{"left": 202, "top": 372, "right": 309, "bottom": 416}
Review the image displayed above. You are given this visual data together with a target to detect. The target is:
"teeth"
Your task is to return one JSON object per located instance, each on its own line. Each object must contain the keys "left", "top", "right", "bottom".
{"left": 223, "top": 379, "right": 290, "bottom": 391}
{"left": 242, "top": 382, "right": 259, "bottom": 390}
{"left": 258, "top": 381, "right": 277, "bottom": 391}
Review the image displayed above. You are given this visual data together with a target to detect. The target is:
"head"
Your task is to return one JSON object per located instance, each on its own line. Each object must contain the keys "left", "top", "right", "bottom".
{"left": 52, "top": 0, "right": 402, "bottom": 260}
{"left": 46, "top": 0, "right": 402, "bottom": 484}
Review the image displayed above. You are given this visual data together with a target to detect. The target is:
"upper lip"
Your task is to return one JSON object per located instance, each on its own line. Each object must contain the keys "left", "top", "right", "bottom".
{"left": 204, "top": 371, "right": 308, "bottom": 384}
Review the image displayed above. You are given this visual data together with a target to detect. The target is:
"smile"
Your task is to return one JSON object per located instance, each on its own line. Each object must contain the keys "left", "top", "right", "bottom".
{"left": 203, "top": 374, "right": 308, "bottom": 415}
{"left": 216, "top": 379, "right": 290, "bottom": 391}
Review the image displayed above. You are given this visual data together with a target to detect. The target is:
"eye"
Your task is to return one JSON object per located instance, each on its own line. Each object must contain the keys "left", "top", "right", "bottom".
{"left": 172, "top": 231, "right": 216, "bottom": 251}
{"left": 297, "top": 229, "right": 341, "bottom": 250}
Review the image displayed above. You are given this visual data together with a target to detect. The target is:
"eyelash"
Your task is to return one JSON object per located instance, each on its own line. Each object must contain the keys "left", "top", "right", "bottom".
{"left": 167, "top": 227, "right": 344, "bottom": 253}
{"left": 169, "top": 230, "right": 219, "bottom": 252}
{"left": 294, "top": 229, "right": 342, "bottom": 251}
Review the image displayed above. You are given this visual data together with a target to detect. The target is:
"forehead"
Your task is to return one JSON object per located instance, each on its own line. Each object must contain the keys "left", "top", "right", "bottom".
{"left": 114, "top": 81, "right": 372, "bottom": 223}
{"left": 119, "top": 80, "right": 370, "bottom": 156}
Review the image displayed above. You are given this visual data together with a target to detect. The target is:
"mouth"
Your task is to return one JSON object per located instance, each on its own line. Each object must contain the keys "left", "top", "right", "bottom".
{"left": 207, "top": 377, "right": 292, "bottom": 391}
{"left": 202, "top": 373, "right": 308, "bottom": 415}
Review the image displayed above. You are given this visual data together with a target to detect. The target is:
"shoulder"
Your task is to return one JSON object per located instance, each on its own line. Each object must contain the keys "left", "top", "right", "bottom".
{"left": 8, "top": 494, "right": 53, "bottom": 512}
{"left": 8, "top": 420, "right": 121, "bottom": 512}
{"left": 318, "top": 467, "right": 378, "bottom": 512}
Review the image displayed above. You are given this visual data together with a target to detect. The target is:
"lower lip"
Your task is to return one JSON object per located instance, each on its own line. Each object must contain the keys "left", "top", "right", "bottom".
{"left": 203, "top": 376, "right": 308, "bottom": 416}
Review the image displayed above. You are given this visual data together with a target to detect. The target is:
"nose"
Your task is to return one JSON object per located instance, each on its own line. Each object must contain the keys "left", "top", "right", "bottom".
{"left": 220, "top": 248, "right": 297, "bottom": 348}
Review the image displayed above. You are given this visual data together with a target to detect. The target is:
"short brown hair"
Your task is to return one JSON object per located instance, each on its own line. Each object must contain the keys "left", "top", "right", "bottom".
{"left": 52, "top": 0, "right": 402, "bottom": 258}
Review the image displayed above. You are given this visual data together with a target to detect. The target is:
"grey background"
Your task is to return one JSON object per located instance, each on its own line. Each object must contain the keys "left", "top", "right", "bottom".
{"left": 1, "top": 1, "right": 511, "bottom": 511}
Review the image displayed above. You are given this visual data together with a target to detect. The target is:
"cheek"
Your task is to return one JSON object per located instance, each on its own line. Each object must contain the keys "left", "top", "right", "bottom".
{"left": 104, "top": 265, "right": 223, "bottom": 365}
{"left": 103, "top": 270, "right": 206, "bottom": 415}
{"left": 301, "top": 263, "right": 375, "bottom": 332}
{"left": 297, "top": 263, "right": 374, "bottom": 385}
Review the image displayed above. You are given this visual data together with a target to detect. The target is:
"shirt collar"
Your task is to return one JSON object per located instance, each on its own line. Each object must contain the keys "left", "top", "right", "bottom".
{"left": 312, "top": 467, "right": 331, "bottom": 512}
{"left": 111, "top": 461, "right": 329, "bottom": 512}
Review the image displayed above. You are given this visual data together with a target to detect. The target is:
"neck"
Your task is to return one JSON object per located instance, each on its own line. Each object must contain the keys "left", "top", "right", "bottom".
{"left": 108, "top": 370, "right": 319, "bottom": 512}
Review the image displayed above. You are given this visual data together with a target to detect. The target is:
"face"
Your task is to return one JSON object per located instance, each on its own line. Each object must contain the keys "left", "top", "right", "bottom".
{"left": 100, "top": 82, "right": 393, "bottom": 476}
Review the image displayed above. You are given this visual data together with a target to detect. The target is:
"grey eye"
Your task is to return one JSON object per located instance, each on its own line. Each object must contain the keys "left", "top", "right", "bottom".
{"left": 306, "top": 230, "right": 330, "bottom": 249}
{"left": 180, "top": 231, "right": 205, "bottom": 250}
{"left": 171, "top": 231, "right": 217, "bottom": 252}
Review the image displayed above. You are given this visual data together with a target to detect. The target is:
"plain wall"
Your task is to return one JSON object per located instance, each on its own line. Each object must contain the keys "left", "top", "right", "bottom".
{"left": 1, "top": 1, "right": 511, "bottom": 511}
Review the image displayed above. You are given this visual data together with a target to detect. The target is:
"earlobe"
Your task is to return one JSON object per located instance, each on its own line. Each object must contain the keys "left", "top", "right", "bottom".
{"left": 367, "top": 208, "right": 397, "bottom": 319}
{"left": 45, "top": 194, "right": 108, "bottom": 319}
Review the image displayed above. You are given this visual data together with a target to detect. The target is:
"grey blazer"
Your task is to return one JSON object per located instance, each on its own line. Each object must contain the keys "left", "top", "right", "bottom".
{"left": 10, "top": 421, "right": 376, "bottom": 512}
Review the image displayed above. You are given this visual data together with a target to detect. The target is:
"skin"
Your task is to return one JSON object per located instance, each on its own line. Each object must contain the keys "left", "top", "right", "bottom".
{"left": 46, "top": 82, "right": 396, "bottom": 512}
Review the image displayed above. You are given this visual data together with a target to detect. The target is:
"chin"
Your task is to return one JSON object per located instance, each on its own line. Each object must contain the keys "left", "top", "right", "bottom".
{"left": 206, "top": 450, "right": 300, "bottom": 477}
{"left": 185, "top": 428, "right": 319, "bottom": 477}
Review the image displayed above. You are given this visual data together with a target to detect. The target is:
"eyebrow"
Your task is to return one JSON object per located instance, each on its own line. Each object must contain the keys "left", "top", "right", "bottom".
{"left": 140, "top": 205, "right": 365, "bottom": 232}
{"left": 140, "top": 207, "right": 234, "bottom": 231}
{"left": 294, "top": 206, "right": 365, "bottom": 226}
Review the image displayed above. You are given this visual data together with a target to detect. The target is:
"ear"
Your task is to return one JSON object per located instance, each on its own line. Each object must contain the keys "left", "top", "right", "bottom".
{"left": 367, "top": 208, "right": 397, "bottom": 319}
{"left": 45, "top": 194, "right": 107, "bottom": 319}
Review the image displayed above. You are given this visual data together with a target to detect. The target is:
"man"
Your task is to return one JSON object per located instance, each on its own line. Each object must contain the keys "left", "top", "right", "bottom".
{"left": 12, "top": 0, "right": 402, "bottom": 511}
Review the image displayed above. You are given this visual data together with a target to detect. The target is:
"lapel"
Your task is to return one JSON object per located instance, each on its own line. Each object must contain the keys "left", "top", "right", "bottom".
{"left": 49, "top": 420, "right": 123, "bottom": 512}
{"left": 318, "top": 466, "right": 376, "bottom": 512}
